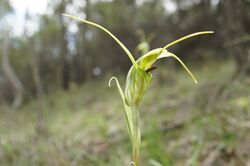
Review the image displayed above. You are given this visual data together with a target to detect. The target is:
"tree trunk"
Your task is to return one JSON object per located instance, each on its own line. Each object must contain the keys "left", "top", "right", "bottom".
{"left": 76, "top": 0, "right": 92, "bottom": 83}
{"left": 60, "top": 24, "right": 70, "bottom": 90}
{"left": 58, "top": 0, "right": 70, "bottom": 90}
{"left": 1, "top": 31, "right": 24, "bottom": 109}
{"left": 221, "top": 0, "right": 248, "bottom": 74}
{"left": 31, "top": 37, "right": 47, "bottom": 136}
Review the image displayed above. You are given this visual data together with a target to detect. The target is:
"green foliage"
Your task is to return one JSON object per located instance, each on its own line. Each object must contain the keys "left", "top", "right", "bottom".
{"left": 0, "top": 0, "right": 12, "bottom": 17}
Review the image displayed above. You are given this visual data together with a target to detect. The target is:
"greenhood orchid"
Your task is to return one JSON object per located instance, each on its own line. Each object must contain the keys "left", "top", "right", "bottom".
{"left": 62, "top": 13, "right": 213, "bottom": 166}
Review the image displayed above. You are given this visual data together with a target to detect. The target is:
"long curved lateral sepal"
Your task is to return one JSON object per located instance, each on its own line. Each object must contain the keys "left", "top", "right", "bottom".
{"left": 158, "top": 51, "right": 198, "bottom": 84}
{"left": 62, "top": 14, "right": 138, "bottom": 68}
{"left": 109, "top": 77, "right": 134, "bottom": 141}
{"left": 163, "top": 31, "right": 214, "bottom": 50}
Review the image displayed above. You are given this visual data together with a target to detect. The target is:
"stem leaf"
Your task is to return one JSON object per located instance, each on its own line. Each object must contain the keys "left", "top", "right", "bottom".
{"left": 109, "top": 77, "right": 134, "bottom": 141}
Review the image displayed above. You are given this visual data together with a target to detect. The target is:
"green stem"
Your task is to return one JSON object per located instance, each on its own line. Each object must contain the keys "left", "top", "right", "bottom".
{"left": 131, "top": 105, "right": 141, "bottom": 166}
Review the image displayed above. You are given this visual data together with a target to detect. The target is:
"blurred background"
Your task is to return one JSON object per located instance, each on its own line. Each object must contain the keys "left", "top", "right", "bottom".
{"left": 0, "top": 0, "right": 250, "bottom": 165}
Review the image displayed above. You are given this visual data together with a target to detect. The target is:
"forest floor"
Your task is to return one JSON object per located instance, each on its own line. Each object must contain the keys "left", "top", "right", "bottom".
{"left": 0, "top": 60, "right": 250, "bottom": 166}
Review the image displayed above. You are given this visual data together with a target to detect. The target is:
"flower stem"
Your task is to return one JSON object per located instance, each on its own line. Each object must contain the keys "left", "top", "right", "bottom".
{"left": 131, "top": 105, "right": 141, "bottom": 166}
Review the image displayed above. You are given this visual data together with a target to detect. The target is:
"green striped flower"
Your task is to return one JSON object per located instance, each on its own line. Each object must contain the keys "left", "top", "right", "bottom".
{"left": 63, "top": 14, "right": 213, "bottom": 166}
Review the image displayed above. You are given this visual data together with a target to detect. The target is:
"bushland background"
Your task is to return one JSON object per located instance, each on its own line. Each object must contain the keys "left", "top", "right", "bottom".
{"left": 0, "top": 0, "right": 250, "bottom": 165}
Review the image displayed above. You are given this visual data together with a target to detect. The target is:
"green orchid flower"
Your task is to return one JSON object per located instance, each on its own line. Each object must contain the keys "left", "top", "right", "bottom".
{"left": 62, "top": 13, "right": 213, "bottom": 166}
